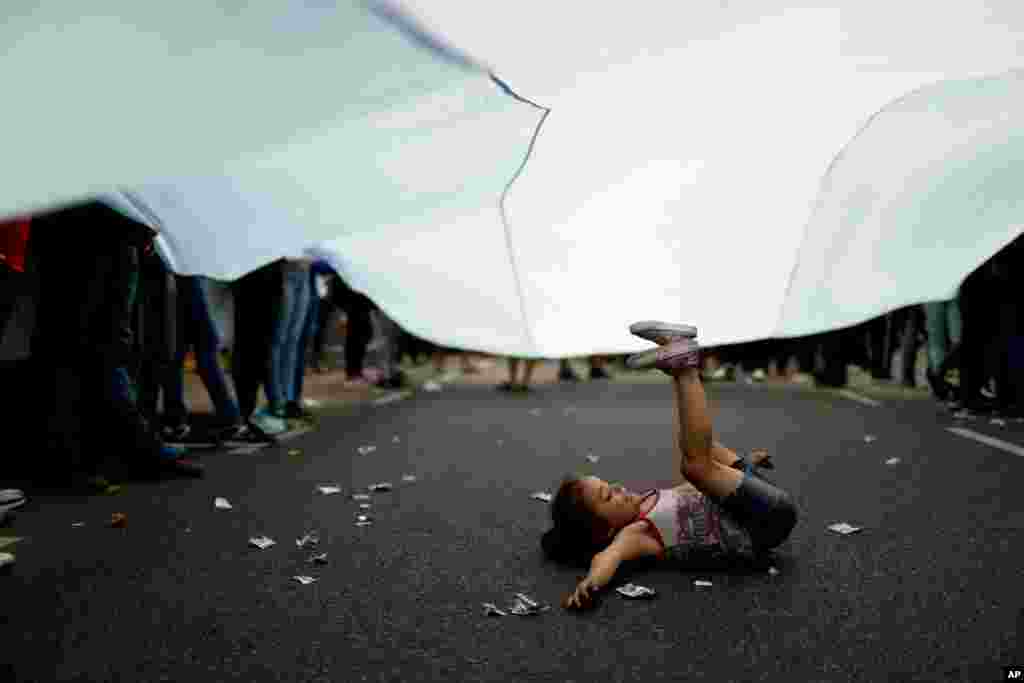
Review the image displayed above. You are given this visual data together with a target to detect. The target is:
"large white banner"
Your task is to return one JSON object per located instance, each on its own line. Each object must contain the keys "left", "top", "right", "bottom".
{"left": 2, "top": 2, "right": 1023, "bottom": 356}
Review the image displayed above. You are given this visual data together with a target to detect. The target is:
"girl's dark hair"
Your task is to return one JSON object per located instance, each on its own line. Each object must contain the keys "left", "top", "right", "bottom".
{"left": 540, "top": 474, "right": 610, "bottom": 566}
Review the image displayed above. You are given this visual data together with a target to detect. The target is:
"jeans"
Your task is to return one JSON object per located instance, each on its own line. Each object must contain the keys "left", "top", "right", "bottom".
{"left": 270, "top": 266, "right": 312, "bottom": 410}
{"left": 290, "top": 280, "right": 321, "bottom": 402}
{"left": 923, "top": 299, "right": 962, "bottom": 374}
{"left": 164, "top": 276, "right": 241, "bottom": 427}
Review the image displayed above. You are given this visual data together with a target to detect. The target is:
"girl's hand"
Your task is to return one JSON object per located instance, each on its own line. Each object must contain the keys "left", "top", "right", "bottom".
{"left": 563, "top": 577, "right": 600, "bottom": 610}
{"left": 749, "top": 449, "right": 774, "bottom": 470}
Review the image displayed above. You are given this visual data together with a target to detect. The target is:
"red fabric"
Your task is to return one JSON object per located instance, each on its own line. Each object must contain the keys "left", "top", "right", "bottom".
{"left": 0, "top": 218, "right": 31, "bottom": 273}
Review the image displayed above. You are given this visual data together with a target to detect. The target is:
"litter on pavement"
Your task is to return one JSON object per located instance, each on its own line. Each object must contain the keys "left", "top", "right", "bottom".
{"left": 482, "top": 603, "right": 507, "bottom": 617}
{"left": 368, "top": 483, "right": 393, "bottom": 492}
{"left": 423, "top": 381, "right": 443, "bottom": 392}
{"left": 694, "top": 580, "right": 713, "bottom": 588}
{"left": 885, "top": 457, "right": 902, "bottom": 465}
{"left": 508, "top": 593, "right": 550, "bottom": 616}
{"left": 393, "top": 436, "right": 400, "bottom": 443}
{"left": 308, "top": 553, "right": 328, "bottom": 565}
{"left": 357, "top": 445, "right": 377, "bottom": 456}
{"left": 214, "top": 497, "right": 232, "bottom": 510}
{"left": 295, "top": 532, "right": 320, "bottom": 548}
{"left": 990, "top": 418, "right": 1007, "bottom": 427}
{"left": 827, "top": 523, "right": 863, "bottom": 535}
{"left": 249, "top": 535, "right": 276, "bottom": 550}
{"left": 292, "top": 576, "right": 317, "bottom": 585}
{"left": 288, "top": 449, "right": 302, "bottom": 457}
{"left": 71, "top": 522, "right": 85, "bottom": 528}
{"left": 585, "top": 454, "right": 600, "bottom": 463}
{"left": 863, "top": 435, "right": 877, "bottom": 443}
{"left": 354, "top": 520, "right": 373, "bottom": 527}
{"left": 531, "top": 492, "right": 553, "bottom": 503}
{"left": 0, "top": 537, "right": 22, "bottom": 550}
{"left": 317, "top": 485, "right": 342, "bottom": 495}
{"left": 351, "top": 493, "right": 371, "bottom": 501}
{"left": 355, "top": 515, "right": 371, "bottom": 524}
{"left": 358, "top": 503, "right": 371, "bottom": 510}
{"left": 616, "top": 583, "right": 657, "bottom": 599}
{"left": 768, "top": 567, "right": 780, "bottom": 576}
{"left": 528, "top": 408, "right": 542, "bottom": 417}
{"left": 401, "top": 474, "right": 417, "bottom": 483}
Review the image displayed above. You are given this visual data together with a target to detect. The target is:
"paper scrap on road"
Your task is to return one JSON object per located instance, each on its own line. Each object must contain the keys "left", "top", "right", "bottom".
{"left": 71, "top": 522, "right": 85, "bottom": 528}
{"left": 531, "top": 492, "right": 553, "bottom": 503}
{"left": 990, "top": 418, "right": 1007, "bottom": 427}
{"left": 288, "top": 449, "right": 302, "bottom": 457}
{"left": 308, "top": 553, "right": 328, "bottom": 565}
{"left": 359, "top": 503, "right": 371, "bottom": 510}
{"left": 249, "top": 535, "right": 276, "bottom": 550}
{"left": 768, "top": 567, "right": 780, "bottom": 576}
{"left": 292, "top": 575, "right": 317, "bottom": 585}
{"left": 483, "top": 602, "right": 507, "bottom": 617}
{"left": 357, "top": 445, "right": 377, "bottom": 456}
{"left": 863, "top": 435, "right": 877, "bottom": 443}
{"left": 585, "top": 454, "right": 600, "bottom": 463}
{"left": 295, "top": 532, "right": 320, "bottom": 548}
{"left": 393, "top": 436, "right": 400, "bottom": 443}
{"left": 368, "top": 482, "right": 393, "bottom": 492}
{"left": 214, "top": 497, "right": 232, "bottom": 510}
{"left": 109, "top": 513, "right": 127, "bottom": 528}
{"left": 423, "top": 381, "right": 443, "bottom": 392}
{"left": 351, "top": 493, "right": 371, "bottom": 501}
{"left": 694, "top": 580, "right": 713, "bottom": 588}
{"left": 354, "top": 520, "right": 373, "bottom": 527}
{"left": 827, "top": 523, "right": 863, "bottom": 535}
{"left": 508, "top": 593, "right": 549, "bottom": 616}
{"left": 528, "top": 408, "right": 542, "bottom": 417}
{"left": 401, "top": 474, "right": 417, "bottom": 483}
{"left": 616, "top": 583, "right": 657, "bottom": 599}
{"left": 317, "top": 485, "right": 342, "bottom": 495}
{"left": 885, "top": 457, "right": 901, "bottom": 465}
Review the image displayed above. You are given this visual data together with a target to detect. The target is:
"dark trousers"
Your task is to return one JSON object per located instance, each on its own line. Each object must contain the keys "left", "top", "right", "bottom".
{"left": 233, "top": 261, "right": 284, "bottom": 420}
{"left": 0, "top": 264, "right": 18, "bottom": 346}
{"left": 329, "top": 278, "right": 374, "bottom": 377}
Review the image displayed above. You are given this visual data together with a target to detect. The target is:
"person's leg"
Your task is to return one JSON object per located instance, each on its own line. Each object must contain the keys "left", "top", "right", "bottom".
{"left": 311, "top": 297, "right": 332, "bottom": 372}
{"left": 342, "top": 296, "right": 373, "bottom": 381}
{"left": 232, "top": 272, "right": 261, "bottom": 420}
{"left": 508, "top": 358, "right": 520, "bottom": 384}
{"left": 271, "top": 267, "right": 307, "bottom": 414}
{"left": 522, "top": 359, "right": 538, "bottom": 386}
{"left": 192, "top": 277, "right": 242, "bottom": 426}
{"left": 292, "top": 284, "right": 319, "bottom": 403}
{"left": 923, "top": 301, "right": 948, "bottom": 375}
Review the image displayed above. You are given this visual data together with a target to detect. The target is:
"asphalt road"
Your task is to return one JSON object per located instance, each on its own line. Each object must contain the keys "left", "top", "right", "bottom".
{"left": 3, "top": 375, "right": 1022, "bottom": 682}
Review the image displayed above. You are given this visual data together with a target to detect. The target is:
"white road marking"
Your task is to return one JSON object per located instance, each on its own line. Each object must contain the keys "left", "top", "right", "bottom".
{"left": 277, "top": 427, "right": 313, "bottom": 441}
{"left": 947, "top": 427, "right": 1024, "bottom": 458}
{"left": 836, "top": 389, "right": 882, "bottom": 407}
{"left": 228, "top": 445, "right": 266, "bottom": 456}
{"left": 373, "top": 391, "right": 412, "bottom": 406}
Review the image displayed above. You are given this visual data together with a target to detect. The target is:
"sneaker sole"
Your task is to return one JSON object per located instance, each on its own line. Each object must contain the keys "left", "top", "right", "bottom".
{"left": 626, "top": 343, "right": 701, "bottom": 371}
{"left": 629, "top": 321, "right": 697, "bottom": 343}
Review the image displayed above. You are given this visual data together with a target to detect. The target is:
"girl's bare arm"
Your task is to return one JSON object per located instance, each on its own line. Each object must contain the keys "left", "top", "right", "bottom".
{"left": 563, "top": 525, "right": 661, "bottom": 610}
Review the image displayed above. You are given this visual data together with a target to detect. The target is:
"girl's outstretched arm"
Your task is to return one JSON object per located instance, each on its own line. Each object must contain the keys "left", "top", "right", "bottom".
{"left": 563, "top": 525, "right": 661, "bottom": 610}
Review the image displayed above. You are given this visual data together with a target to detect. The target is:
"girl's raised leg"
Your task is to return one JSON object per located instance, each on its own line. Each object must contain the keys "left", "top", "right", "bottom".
{"left": 671, "top": 368, "right": 743, "bottom": 499}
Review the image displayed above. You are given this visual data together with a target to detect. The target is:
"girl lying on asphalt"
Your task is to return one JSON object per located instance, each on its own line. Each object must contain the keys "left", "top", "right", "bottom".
{"left": 541, "top": 321, "right": 799, "bottom": 610}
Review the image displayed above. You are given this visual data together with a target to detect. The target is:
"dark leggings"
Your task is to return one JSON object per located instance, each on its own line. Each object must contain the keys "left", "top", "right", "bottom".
{"left": 717, "top": 463, "right": 798, "bottom": 553}
{"left": 232, "top": 262, "right": 283, "bottom": 420}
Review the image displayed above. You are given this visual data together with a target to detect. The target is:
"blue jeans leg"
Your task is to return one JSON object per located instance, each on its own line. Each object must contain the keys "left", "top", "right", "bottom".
{"left": 274, "top": 269, "right": 311, "bottom": 410}
{"left": 292, "top": 292, "right": 319, "bottom": 402}
{"left": 191, "top": 278, "right": 241, "bottom": 425}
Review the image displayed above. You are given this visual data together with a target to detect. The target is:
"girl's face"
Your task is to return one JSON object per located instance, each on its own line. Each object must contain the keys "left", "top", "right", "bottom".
{"left": 578, "top": 476, "right": 642, "bottom": 538}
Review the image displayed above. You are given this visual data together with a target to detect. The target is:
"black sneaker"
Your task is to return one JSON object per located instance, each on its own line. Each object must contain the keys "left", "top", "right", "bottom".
{"left": 589, "top": 367, "right": 612, "bottom": 381}
{"left": 219, "top": 423, "right": 276, "bottom": 445}
{"left": 558, "top": 368, "right": 580, "bottom": 382}
{"left": 161, "top": 424, "right": 219, "bottom": 447}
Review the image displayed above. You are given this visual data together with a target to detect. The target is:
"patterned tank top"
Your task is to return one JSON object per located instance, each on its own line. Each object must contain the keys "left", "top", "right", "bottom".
{"left": 636, "top": 486, "right": 753, "bottom": 565}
